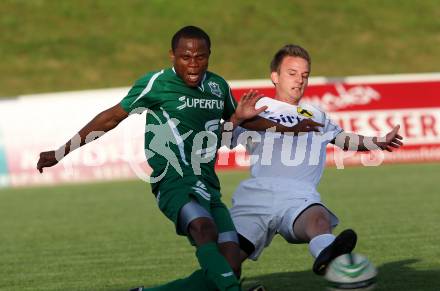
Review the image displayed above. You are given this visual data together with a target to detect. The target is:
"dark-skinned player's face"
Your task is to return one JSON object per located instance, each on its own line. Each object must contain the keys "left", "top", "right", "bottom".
{"left": 170, "top": 37, "right": 210, "bottom": 87}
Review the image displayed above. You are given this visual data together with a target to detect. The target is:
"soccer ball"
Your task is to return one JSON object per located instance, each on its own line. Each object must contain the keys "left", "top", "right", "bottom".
{"left": 324, "top": 253, "right": 377, "bottom": 290}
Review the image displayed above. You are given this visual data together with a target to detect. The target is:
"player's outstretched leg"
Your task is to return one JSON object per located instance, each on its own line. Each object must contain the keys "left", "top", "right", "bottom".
{"left": 196, "top": 241, "right": 241, "bottom": 290}
{"left": 312, "top": 229, "right": 357, "bottom": 275}
{"left": 186, "top": 203, "right": 241, "bottom": 291}
{"left": 128, "top": 269, "right": 216, "bottom": 291}
{"left": 132, "top": 198, "right": 241, "bottom": 291}
{"left": 128, "top": 271, "right": 266, "bottom": 291}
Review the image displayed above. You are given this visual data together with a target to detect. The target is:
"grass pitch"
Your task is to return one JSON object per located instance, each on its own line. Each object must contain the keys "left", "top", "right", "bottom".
{"left": 0, "top": 163, "right": 439, "bottom": 291}
{"left": 1, "top": 0, "right": 440, "bottom": 97}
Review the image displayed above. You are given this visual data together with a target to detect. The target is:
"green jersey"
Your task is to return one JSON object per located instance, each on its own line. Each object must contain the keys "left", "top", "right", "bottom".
{"left": 120, "top": 67, "right": 237, "bottom": 191}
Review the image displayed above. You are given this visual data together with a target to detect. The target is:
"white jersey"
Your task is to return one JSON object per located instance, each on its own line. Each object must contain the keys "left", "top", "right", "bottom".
{"left": 232, "top": 97, "right": 343, "bottom": 193}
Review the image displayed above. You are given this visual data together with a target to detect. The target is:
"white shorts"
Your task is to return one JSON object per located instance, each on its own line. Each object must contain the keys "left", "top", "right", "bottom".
{"left": 230, "top": 177, "right": 339, "bottom": 260}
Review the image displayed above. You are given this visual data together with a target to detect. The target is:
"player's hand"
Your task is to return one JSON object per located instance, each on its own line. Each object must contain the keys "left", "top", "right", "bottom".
{"left": 376, "top": 125, "right": 404, "bottom": 152}
{"left": 291, "top": 119, "right": 323, "bottom": 133}
{"left": 234, "top": 90, "right": 268, "bottom": 122}
{"left": 37, "top": 150, "right": 59, "bottom": 173}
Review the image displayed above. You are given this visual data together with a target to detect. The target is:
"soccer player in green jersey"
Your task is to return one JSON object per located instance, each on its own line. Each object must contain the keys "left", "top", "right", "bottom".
{"left": 37, "top": 26, "right": 320, "bottom": 291}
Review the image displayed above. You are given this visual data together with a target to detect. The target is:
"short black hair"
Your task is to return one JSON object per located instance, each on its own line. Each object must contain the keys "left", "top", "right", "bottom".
{"left": 171, "top": 26, "right": 211, "bottom": 52}
{"left": 270, "top": 44, "right": 311, "bottom": 72}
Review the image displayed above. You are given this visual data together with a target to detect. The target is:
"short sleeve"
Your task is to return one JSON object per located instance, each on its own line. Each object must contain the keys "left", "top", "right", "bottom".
{"left": 323, "top": 112, "right": 344, "bottom": 140}
{"left": 222, "top": 83, "right": 238, "bottom": 121}
{"left": 300, "top": 103, "right": 343, "bottom": 140}
{"left": 120, "top": 70, "right": 163, "bottom": 114}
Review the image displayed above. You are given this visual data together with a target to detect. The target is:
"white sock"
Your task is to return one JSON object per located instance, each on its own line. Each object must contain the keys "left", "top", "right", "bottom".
{"left": 309, "top": 233, "right": 336, "bottom": 258}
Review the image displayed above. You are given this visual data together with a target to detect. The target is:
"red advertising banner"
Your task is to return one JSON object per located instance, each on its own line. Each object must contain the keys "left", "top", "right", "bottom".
{"left": 217, "top": 74, "right": 440, "bottom": 169}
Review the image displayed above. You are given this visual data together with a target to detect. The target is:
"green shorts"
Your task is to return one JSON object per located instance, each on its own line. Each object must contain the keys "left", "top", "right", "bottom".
{"left": 154, "top": 174, "right": 236, "bottom": 238}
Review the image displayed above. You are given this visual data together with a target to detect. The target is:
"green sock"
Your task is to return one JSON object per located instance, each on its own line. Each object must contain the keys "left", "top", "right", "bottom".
{"left": 196, "top": 242, "right": 240, "bottom": 291}
{"left": 142, "top": 269, "right": 216, "bottom": 291}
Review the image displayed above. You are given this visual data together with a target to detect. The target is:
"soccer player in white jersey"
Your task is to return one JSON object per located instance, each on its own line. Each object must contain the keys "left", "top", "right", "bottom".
{"left": 229, "top": 44, "right": 403, "bottom": 278}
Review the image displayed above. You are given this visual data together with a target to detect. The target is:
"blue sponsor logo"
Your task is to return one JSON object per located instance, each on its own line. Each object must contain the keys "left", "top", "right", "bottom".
{"left": 267, "top": 114, "right": 301, "bottom": 124}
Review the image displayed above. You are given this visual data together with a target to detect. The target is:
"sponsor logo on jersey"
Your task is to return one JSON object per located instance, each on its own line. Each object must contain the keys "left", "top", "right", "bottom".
{"left": 177, "top": 96, "right": 224, "bottom": 110}
{"left": 267, "top": 114, "right": 301, "bottom": 124}
{"left": 177, "top": 96, "right": 187, "bottom": 110}
{"left": 297, "top": 107, "right": 314, "bottom": 118}
{"left": 208, "top": 81, "right": 222, "bottom": 98}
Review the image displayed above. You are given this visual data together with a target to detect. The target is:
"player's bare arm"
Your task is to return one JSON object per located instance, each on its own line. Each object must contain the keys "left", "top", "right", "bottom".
{"left": 333, "top": 125, "right": 404, "bottom": 152}
{"left": 227, "top": 90, "right": 323, "bottom": 133}
{"left": 37, "top": 103, "right": 129, "bottom": 173}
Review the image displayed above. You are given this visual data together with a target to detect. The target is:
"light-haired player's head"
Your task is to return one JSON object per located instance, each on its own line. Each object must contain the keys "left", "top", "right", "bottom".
{"left": 170, "top": 26, "right": 211, "bottom": 87}
{"left": 270, "top": 44, "right": 311, "bottom": 104}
